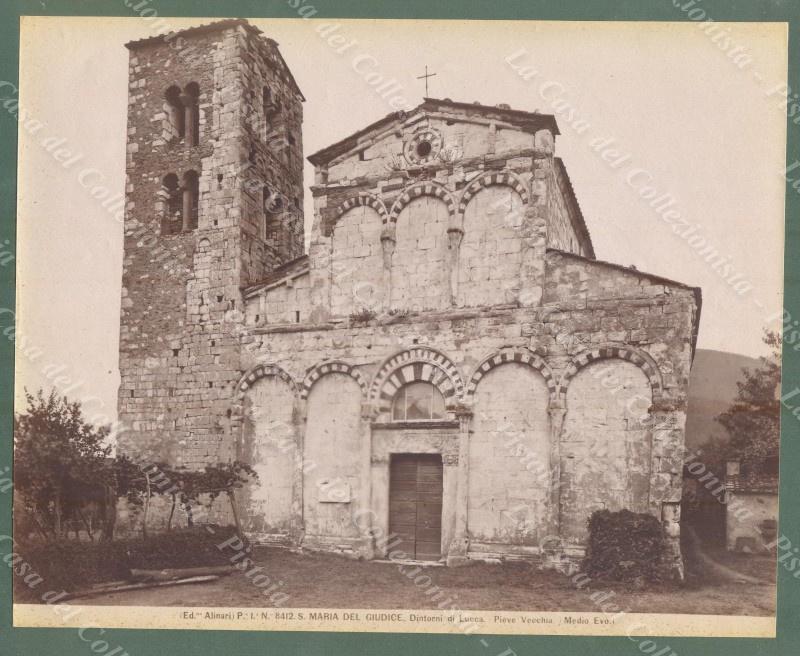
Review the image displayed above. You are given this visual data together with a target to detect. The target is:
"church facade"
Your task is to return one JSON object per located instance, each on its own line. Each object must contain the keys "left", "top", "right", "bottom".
{"left": 117, "top": 19, "right": 701, "bottom": 569}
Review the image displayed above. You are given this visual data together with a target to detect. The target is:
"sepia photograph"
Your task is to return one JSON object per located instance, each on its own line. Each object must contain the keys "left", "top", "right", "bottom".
{"left": 7, "top": 12, "right": 788, "bottom": 643}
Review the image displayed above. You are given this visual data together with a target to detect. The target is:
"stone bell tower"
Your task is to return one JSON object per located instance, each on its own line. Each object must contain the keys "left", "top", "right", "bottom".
{"left": 117, "top": 19, "right": 304, "bottom": 467}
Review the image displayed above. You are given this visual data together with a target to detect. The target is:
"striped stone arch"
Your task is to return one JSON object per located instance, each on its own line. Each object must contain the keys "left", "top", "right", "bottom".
{"left": 300, "top": 360, "right": 369, "bottom": 400}
{"left": 229, "top": 363, "right": 298, "bottom": 431}
{"left": 466, "top": 348, "right": 558, "bottom": 404}
{"left": 369, "top": 347, "right": 465, "bottom": 413}
{"left": 457, "top": 171, "right": 530, "bottom": 213}
{"left": 332, "top": 192, "right": 388, "bottom": 228}
{"left": 387, "top": 182, "right": 456, "bottom": 224}
{"left": 556, "top": 345, "right": 664, "bottom": 402}
{"left": 233, "top": 363, "right": 297, "bottom": 400}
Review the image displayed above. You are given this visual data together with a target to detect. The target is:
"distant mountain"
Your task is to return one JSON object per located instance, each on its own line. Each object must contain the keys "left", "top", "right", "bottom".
{"left": 685, "top": 348, "right": 762, "bottom": 449}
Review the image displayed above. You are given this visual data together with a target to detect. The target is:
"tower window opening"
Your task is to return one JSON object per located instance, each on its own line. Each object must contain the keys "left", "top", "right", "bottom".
{"left": 164, "top": 86, "right": 184, "bottom": 142}
{"left": 264, "top": 186, "right": 282, "bottom": 242}
{"left": 263, "top": 85, "right": 279, "bottom": 138}
{"left": 161, "top": 173, "right": 182, "bottom": 235}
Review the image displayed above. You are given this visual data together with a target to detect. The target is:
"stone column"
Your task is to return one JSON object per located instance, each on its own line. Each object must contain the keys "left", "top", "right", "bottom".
{"left": 547, "top": 401, "right": 566, "bottom": 539}
{"left": 662, "top": 502, "right": 684, "bottom": 580}
{"left": 181, "top": 185, "right": 192, "bottom": 232}
{"left": 447, "top": 409, "right": 472, "bottom": 566}
{"left": 380, "top": 224, "right": 396, "bottom": 310}
{"left": 447, "top": 224, "right": 464, "bottom": 307}
{"left": 291, "top": 398, "right": 307, "bottom": 546}
{"left": 307, "top": 237, "right": 332, "bottom": 322}
{"left": 648, "top": 398, "right": 686, "bottom": 580}
{"left": 370, "top": 453, "right": 390, "bottom": 557}
{"left": 358, "top": 403, "right": 376, "bottom": 559}
{"left": 181, "top": 93, "right": 197, "bottom": 147}
{"left": 518, "top": 154, "right": 550, "bottom": 307}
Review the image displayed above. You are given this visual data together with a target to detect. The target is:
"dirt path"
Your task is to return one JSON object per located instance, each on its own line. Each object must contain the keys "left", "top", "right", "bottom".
{"left": 82, "top": 547, "right": 776, "bottom": 616}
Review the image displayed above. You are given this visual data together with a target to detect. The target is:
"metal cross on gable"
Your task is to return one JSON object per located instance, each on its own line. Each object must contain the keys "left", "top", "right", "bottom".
{"left": 416, "top": 65, "right": 437, "bottom": 97}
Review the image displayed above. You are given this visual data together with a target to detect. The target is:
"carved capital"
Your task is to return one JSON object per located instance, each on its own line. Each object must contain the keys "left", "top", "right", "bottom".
{"left": 447, "top": 227, "right": 464, "bottom": 250}
{"left": 380, "top": 224, "right": 397, "bottom": 244}
{"left": 361, "top": 402, "right": 379, "bottom": 420}
{"left": 442, "top": 453, "right": 459, "bottom": 466}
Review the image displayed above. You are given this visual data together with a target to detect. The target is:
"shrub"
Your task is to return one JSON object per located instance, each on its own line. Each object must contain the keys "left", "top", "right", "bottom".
{"left": 582, "top": 509, "right": 671, "bottom": 585}
{"left": 13, "top": 525, "right": 243, "bottom": 601}
{"left": 349, "top": 308, "right": 376, "bottom": 323}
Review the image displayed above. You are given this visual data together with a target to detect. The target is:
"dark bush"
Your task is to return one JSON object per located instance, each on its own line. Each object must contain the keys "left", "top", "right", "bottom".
{"left": 13, "top": 525, "right": 243, "bottom": 601}
{"left": 582, "top": 509, "right": 671, "bottom": 585}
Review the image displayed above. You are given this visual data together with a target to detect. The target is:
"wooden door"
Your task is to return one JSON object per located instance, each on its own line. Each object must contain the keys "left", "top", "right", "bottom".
{"left": 389, "top": 454, "right": 443, "bottom": 561}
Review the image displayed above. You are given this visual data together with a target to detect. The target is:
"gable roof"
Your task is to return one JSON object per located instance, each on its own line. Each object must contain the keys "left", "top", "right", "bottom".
{"left": 243, "top": 255, "right": 310, "bottom": 298}
{"left": 307, "top": 97, "right": 560, "bottom": 166}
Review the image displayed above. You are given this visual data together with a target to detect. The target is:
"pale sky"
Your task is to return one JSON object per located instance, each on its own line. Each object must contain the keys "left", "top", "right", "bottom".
{"left": 14, "top": 17, "right": 787, "bottom": 424}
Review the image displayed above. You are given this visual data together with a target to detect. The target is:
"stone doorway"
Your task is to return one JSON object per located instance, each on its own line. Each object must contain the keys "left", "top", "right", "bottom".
{"left": 388, "top": 454, "right": 444, "bottom": 561}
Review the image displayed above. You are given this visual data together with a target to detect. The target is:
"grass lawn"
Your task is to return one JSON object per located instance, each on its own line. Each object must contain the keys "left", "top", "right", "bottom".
{"left": 83, "top": 546, "right": 776, "bottom": 616}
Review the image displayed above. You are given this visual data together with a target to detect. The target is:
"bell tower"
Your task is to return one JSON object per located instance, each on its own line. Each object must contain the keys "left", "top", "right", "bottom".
{"left": 117, "top": 19, "right": 304, "bottom": 467}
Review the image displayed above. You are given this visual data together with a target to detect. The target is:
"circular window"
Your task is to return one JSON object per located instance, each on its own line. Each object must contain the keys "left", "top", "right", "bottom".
{"left": 403, "top": 127, "right": 443, "bottom": 165}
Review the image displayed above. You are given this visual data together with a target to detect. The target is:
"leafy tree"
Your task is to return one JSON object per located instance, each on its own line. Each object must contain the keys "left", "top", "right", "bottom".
{"left": 15, "top": 389, "right": 259, "bottom": 542}
{"left": 716, "top": 331, "right": 781, "bottom": 467}
{"left": 14, "top": 389, "right": 111, "bottom": 538}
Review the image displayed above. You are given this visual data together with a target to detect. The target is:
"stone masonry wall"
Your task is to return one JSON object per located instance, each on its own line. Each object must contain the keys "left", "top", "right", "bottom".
{"left": 468, "top": 362, "right": 551, "bottom": 550}
{"left": 117, "top": 24, "right": 304, "bottom": 473}
{"left": 560, "top": 360, "right": 653, "bottom": 543}
{"left": 237, "top": 256, "right": 696, "bottom": 560}
{"left": 238, "top": 28, "right": 304, "bottom": 287}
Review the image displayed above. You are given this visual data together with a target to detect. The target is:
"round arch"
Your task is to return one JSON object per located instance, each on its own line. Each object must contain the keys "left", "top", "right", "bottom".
{"left": 300, "top": 360, "right": 369, "bottom": 400}
{"left": 229, "top": 363, "right": 297, "bottom": 436}
{"left": 556, "top": 345, "right": 664, "bottom": 403}
{"left": 369, "top": 346, "right": 465, "bottom": 413}
{"left": 466, "top": 348, "right": 557, "bottom": 405}
{"left": 457, "top": 171, "right": 529, "bottom": 214}
{"left": 388, "top": 181, "right": 456, "bottom": 223}
{"left": 329, "top": 192, "right": 388, "bottom": 235}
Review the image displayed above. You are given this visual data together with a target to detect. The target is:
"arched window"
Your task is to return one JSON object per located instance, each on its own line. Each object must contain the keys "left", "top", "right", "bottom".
{"left": 161, "top": 173, "right": 181, "bottom": 235}
{"left": 182, "top": 82, "right": 200, "bottom": 147}
{"left": 182, "top": 170, "right": 199, "bottom": 231}
{"left": 164, "top": 86, "right": 184, "bottom": 142}
{"left": 392, "top": 382, "right": 446, "bottom": 421}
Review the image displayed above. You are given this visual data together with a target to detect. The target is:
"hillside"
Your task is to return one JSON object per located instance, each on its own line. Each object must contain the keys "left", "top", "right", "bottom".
{"left": 685, "top": 348, "right": 763, "bottom": 449}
